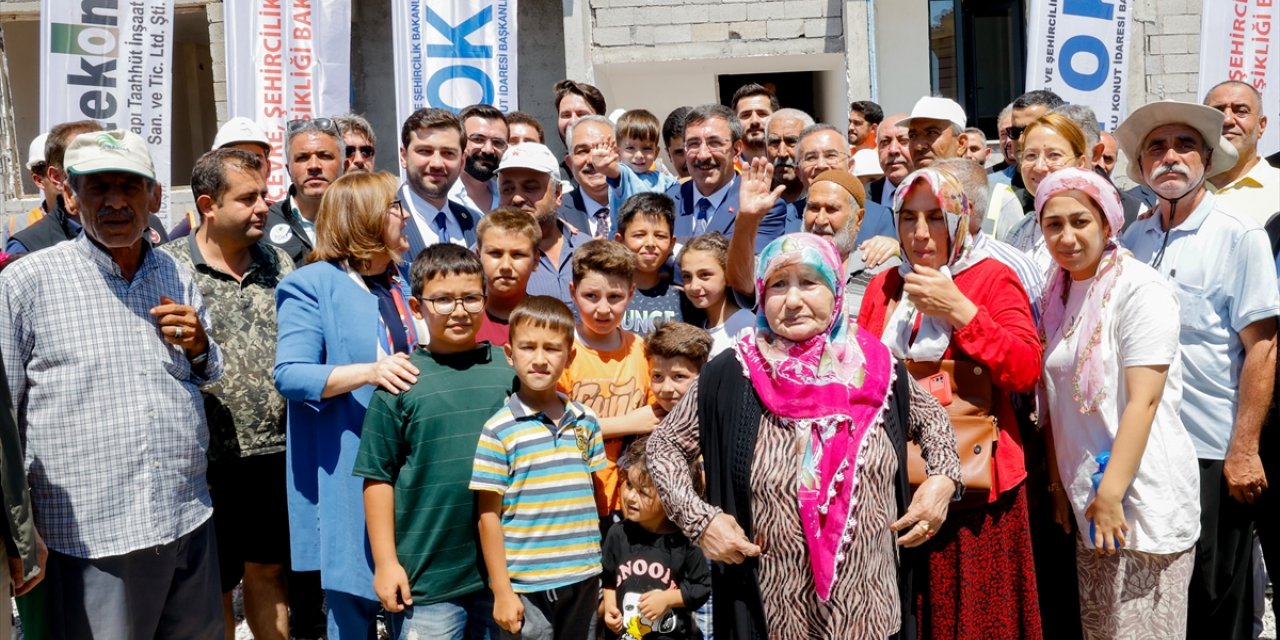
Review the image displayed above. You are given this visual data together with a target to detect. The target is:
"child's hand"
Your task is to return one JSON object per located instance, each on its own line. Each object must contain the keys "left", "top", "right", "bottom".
{"left": 590, "top": 141, "right": 621, "bottom": 180}
{"left": 638, "top": 589, "right": 677, "bottom": 622}
{"left": 372, "top": 562, "right": 413, "bottom": 612}
{"left": 494, "top": 591, "right": 525, "bottom": 634}
{"left": 604, "top": 604, "right": 624, "bottom": 633}
{"left": 636, "top": 404, "right": 660, "bottom": 431}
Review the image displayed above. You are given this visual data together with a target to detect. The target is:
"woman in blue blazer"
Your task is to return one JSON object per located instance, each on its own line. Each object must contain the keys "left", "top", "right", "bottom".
{"left": 274, "top": 171, "right": 419, "bottom": 638}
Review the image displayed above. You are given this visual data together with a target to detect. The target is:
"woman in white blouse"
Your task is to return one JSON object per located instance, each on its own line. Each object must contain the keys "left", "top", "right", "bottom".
{"left": 1036, "top": 168, "right": 1201, "bottom": 639}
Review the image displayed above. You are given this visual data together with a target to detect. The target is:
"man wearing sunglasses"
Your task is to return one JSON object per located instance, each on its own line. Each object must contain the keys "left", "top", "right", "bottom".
{"left": 448, "top": 104, "right": 508, "bottom": 219}
{"left": 264, "top": 118, "right": 344, "bottom": 264}
{"left": 1005, "top": 90, "right": 1065, "bottom": 209}
{"left": 334, "top": 113, "right": 377, "bottom": 174}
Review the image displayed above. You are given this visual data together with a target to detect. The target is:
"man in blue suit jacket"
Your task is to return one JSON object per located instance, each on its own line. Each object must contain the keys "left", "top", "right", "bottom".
{"left": 667, "top": 104, "right": 789, "bottom": 253}
{"left": 397, "top": 108, "right": 478, "bottom": 260}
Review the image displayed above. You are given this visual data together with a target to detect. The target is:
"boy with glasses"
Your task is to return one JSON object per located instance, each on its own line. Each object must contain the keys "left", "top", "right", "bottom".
{"left": 356, "top": 243, "right": 516, "bottom": 639}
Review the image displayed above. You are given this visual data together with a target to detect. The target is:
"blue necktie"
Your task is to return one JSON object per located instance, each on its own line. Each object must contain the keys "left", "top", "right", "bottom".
{"left": 695, "top": 198, "right": 712, "bottom": 234}
{"left": 434, "top": 210, "right": 449, "bottom": 241}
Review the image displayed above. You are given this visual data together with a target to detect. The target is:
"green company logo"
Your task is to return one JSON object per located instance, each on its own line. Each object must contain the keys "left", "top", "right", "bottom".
{"left": 49, "top": 22, "right": 119, "bottom": 58}
{"left": 94, "top": 132, "right": 127, "bottom": 152}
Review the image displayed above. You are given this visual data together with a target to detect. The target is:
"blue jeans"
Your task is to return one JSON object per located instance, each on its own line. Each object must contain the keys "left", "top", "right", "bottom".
{"left": 387, "top": 589, "right": 498, "bottom": 640}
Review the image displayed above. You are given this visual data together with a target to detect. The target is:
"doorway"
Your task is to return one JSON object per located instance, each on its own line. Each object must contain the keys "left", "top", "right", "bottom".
{"left": 929, "top": 0, "right": 1025, "bottom": 136}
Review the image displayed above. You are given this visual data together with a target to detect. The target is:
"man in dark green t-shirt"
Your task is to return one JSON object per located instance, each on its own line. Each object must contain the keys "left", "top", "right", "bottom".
{"left": 354, "top": 244, "right": 516, "bottom": 637}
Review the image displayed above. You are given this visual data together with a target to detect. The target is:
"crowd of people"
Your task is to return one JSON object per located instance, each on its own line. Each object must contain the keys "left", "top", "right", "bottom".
{"left": 0, "top": 74, "right": 1277, "bottom": 640}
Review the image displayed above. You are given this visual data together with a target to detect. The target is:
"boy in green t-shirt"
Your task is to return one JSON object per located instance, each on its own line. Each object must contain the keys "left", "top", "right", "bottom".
{"left": 354, "top": 244, "right": 516, "bottom": 639}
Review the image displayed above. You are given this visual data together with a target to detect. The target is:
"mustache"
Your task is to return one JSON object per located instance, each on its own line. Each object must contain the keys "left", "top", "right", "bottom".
{"left": 883, "top": 153, "right": 908, "bottom": 166}
{"left": 772, "top": 156, "right": 796, "bottom": 170}
{"left": 94, "top": 207, "right": 134, "bottom": 219}
{"left": 1150, "top": 163, "right": 1190, "bottom": 179}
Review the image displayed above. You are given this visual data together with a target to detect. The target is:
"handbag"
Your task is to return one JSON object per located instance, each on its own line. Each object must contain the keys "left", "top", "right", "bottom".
{"left": 904, "top": 359, "right": 1000, "bottom": 509}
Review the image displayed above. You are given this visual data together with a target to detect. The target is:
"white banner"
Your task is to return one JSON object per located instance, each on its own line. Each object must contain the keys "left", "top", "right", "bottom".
{"left": 392, "top": 0, "right": 517, "bottom": 145}
{"left": 40, "top": 0, "right": 174, "bottom": 216}
{"left": 1198, "top": 0, "right": 1279, "bottom": 156}
{"left": 1025, "top": 0, "right": 1133, "bottom": 131}
{"left": 225, "top": 0, "right": 351, "bottom": 202}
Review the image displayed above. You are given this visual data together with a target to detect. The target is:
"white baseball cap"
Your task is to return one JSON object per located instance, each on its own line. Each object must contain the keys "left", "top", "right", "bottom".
{"left": 897, "top": 97, "right": 967, "bottom": 133}
{"left": 64, "top": 130, "right": 156, "bottom": 181}
{"left": 212, "top": 116, "right": 272, "bottom": 153}
{"left": 27, "top": 133, "right": 48, "bottom": 170}
{"left": 853, "top": 148, "right": 884, "bottom": 178}
{"left": 497, "top": 143, "right": 563, "bottom": 181}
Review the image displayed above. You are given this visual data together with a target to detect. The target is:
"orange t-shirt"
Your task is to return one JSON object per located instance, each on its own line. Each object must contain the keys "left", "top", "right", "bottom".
{"left": 557, "top": 330, "right": 652, "bottom": 516}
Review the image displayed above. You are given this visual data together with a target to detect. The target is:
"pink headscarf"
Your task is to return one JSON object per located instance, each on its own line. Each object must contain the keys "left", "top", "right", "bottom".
{"left": 1034, "top": 168, "right": 1127, "bottom": 414}
{"left": 733, "top": 233, "right": 894, "bottom": 601}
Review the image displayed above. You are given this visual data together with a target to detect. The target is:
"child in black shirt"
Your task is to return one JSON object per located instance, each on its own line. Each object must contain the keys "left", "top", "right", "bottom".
{"left": 602, "top": 437, "right": 711, "bottom": 640}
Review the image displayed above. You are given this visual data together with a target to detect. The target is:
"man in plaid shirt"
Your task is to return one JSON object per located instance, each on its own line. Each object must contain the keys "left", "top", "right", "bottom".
{"left": 0, "top": 129, "right": 225, "bottom": 639}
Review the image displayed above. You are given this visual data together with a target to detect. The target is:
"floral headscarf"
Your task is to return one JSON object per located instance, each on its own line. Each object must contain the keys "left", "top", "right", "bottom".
{"left": 733, "top": 233, "right": 894, "bottom": 601}
{"left": 882, "top": 168, "right": 987, "bottom": 361}
{"left": 1035, "top": 168, "right": 1128, "bottom": 414}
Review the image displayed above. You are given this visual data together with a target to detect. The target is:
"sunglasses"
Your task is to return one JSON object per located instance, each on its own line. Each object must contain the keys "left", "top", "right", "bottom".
{"left": 346, "top": 145, "right": 376, "bottom": 158}
{"left": 286, "top": 118, "right": 340, "bottom": 136}
{"left": 1008, "top": 125, "right": 1027, "bottom": 141}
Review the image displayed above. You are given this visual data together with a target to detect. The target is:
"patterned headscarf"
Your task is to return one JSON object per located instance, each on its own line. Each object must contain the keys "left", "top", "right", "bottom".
{"left": 733, "top": 233, "right": 894, "bottom": 601}
{"left": 1035, "top": 168, "right": 1128, "bottom": 414}
{"left": 882, "top": 168, "right": 987, "bottom": 361}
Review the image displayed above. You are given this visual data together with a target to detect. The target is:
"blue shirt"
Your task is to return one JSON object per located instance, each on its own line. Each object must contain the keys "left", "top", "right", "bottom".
{"left": 526, "top": 220, "right": 591, "bottom": 312}
{"left": 1123, "top": 192, "right": 1280, "bottom": 459}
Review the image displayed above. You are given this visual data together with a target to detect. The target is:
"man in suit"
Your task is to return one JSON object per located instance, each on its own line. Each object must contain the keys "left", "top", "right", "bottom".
{"left": 864, "top": 113, "right": 911, "bottom": 210}
{"left": 559, "top": 115, "right": 615, "bottom": 237}
{"left": 397, "top": 108, "right": 476, "bottom": 259}
{"left": 667, "top": 103, "right": 789, "bottom": 253}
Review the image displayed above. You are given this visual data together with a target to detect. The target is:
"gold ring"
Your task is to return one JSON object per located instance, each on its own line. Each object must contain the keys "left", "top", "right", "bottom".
{"left": 918, "top": 521, "right": 931, "bottom": 533}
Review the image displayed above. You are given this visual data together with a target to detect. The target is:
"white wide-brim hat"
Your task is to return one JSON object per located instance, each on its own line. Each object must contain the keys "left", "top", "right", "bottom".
{"left": 1115, "top": 100, "right": 1237, "bottom": 185}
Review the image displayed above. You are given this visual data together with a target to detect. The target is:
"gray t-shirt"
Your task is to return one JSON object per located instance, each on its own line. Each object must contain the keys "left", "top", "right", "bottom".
{"left": 623, "top": 279, "right": 685, "bottom": 336}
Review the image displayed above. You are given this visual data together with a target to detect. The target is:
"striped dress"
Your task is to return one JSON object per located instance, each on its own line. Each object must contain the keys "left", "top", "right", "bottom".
{"left": 651, "top": 377, "right": 958, "bottom": 638}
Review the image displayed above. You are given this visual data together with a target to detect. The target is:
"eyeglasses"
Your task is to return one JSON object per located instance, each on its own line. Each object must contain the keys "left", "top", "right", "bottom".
{"left": 287, "top": 118, "right": 341, "bottom": 136}
{"left": 1020, "top": 151, "right": 1076, "bottom": 170}
{"left": 683, "top": 138, "right": 731, "bottom": 153}
{"left": 346, "top": 145, "right": 375, "bottom": 158}
{"left": 1008, "top": 125, "right": 1027, "bottom": 141}
{"left": 467, "top": 134, "right": 508, "bottom": 152}
{"left": 386, "top": 198, "right": 405, "bottom": 216}
{"left": 423, "top": 294, "right": 486, "bottom": 314}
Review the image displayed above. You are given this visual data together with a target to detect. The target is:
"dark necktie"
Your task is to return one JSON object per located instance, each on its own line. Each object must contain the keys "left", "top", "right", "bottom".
{"left": 695, "top": 198, "right": 712, "bottom": 235}
{"left": 594, "top": 207, "right": 611, "bottom": 239}
{"left": 434, "top": 210, "right": 449, "bottom": 241}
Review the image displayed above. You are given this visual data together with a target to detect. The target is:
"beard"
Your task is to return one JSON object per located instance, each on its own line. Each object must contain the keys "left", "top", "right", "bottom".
{"left": 465, "top": 152, "right": 501, "bottom": 182}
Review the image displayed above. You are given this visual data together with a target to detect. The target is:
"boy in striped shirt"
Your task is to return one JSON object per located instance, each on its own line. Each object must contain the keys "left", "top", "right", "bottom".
{"left": 471, "top": 296, "right": 607, "bottom": 639}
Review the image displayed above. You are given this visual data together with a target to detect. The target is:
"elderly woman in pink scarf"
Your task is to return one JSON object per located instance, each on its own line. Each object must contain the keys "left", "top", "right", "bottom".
{"left": 1036, "top": 168, "right": 1201, "bottom": 639}
{"left": 647, "top": 232, "right": 961, "bottom": 639}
